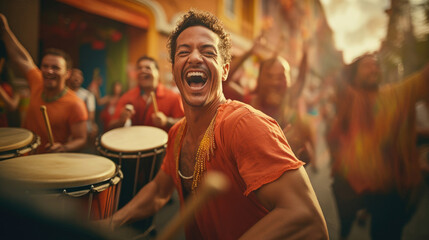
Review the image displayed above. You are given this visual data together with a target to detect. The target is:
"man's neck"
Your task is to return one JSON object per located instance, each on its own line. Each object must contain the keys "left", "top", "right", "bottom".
{"left": 42, "top": 87, "right": 67, "bottom": 102}
{"left": 184, "top": 96, "right": 226, "bottom": 140}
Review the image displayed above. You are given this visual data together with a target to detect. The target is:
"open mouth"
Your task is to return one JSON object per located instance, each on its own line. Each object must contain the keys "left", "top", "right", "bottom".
{"left": 138, "top": 73, "right": 152, "bottom": 80}
{"left": 186, "top": 71, "right": 207, "bottom": 89}
{"left": 43, "top": 74, "right": 57, "bottom": 82}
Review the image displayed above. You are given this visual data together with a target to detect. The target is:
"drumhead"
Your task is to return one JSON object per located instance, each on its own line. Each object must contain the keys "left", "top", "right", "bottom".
{"left": 101, "top": 126, "right": 168, "bottom": 153}
{"left": 0, "top": 153, "right": 116, "bottom": 189}
{"left": 0, "top": 128, "right": 34, "bottom": 152}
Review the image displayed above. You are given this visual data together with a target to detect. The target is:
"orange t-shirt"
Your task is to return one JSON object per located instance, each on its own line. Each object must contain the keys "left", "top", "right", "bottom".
{"left": 112, "top": 84, "right": 184, "bottom": 132}
{"left": 23, "top": 68, "right": 88, "bottom": 153}
{"left": 161, "top": 100, "right": 304, "bottom": 239}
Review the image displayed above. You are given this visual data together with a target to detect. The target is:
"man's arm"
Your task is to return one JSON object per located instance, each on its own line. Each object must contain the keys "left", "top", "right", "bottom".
{"left": 108, "top": 107, "right": 134, "bottom": 130}
{"left": 109, "top": 170, "right": 175, "bottom": 228}
{"left": 0, "top": 14, "right": 36, "bottom": 75}
{"left": 107, "top": 95, "right": 134, "bottom": 130}
{"left": 0, "top": 85, "right": 20, "bottom": 111}
{"left": 46, "top": 120, "right": 87, "bottom": 152}
{"left": 240, "top": 166, "right": 328, "bottom": 240}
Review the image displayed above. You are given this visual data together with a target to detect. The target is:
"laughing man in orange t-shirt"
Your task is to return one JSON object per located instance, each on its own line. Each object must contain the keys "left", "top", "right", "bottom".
{"left": 106, "top": 10, "right": 328, "bottom": 239}
{"left": 1, "top": 14, "right": 87, "bottom": 153}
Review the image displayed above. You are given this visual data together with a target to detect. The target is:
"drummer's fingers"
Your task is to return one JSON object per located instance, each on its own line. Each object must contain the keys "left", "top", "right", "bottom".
{"left": 45, "top": 142, "right": 62, "bottom": 153}
{"left": 44, "top": 142, "right": 52, "bottom": 151}
{"left": 152, "top": 111, "right": 166, "bottom": 119}
{"left": 127, "top": 108, "right": 135, "bottom": 115}
{"left": 152, "top": 112, "right": 167, "bottom": 126}
{"left": 124, "top": 108, "right": 135, "bottom": 116}
{"left": 119, "top": 108, "right": 133, "bottom": 120}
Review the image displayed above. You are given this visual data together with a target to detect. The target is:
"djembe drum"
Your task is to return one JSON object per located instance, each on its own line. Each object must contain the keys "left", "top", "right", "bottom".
{"left": 0, "top": 153, "right": 122, "bottom": 220}
{"left": 96, "top": 126, "right": 167, "bottom": 235}
{"left": 0, "top": 127, "right": 40, "bottom": 160}
{"left": 96, "top": 126, "right": 168, "bottom": 208}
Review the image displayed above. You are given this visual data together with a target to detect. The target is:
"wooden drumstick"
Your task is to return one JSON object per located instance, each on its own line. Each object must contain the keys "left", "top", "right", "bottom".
{"left": 156, "top": 171, "right": 229, "bottom": 240}
{"left": 151, "top": 91, "right": 159, "bottom": 113}
{"left": 40, "top": 105, "right": 54, "bottom": 145}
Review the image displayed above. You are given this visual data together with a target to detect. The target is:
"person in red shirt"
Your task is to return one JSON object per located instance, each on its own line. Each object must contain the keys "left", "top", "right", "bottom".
{"left": 0, "top": 14, "right": 87, "bottom": 153}
{"left": 108, "top": 56, "right": 184, "bottom": 132}
{"left": 106, "top": 10, "right": 328, "bottom": 239}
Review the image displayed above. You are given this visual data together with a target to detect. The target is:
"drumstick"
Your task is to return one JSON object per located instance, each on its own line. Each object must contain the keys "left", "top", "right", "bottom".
{"left": 151, "top": 91, "right": 158, "bottom": 113}
{"left": 40, "top": 105, "right": 54, "bottom": 145}
{"left": 156, "top": 171, "right": 229, "bottom": 240}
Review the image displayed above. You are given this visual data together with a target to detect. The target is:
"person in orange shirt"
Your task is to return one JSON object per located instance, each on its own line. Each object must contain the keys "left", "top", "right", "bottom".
{"left": 104, "top": 9, "right": 328, "bottom": 239}
{"left": 328, "top": 53, "right": 429, "bottom": 240}
{"left": 108, "top": 56, "right": 184, "bottom": 132}
{"left": 224, "top": 43, "right": 315, "bottom": 168}
{"left": 0, "top": 14, "right": 87, "bottom": 153}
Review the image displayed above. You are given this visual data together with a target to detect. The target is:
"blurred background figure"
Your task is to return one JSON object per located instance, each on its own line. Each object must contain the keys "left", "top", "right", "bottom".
{"left": 224, "top": 38, "right": 316, "bottom": 168}
{"left": 0, "top": 40, "right": 21, "bottom": 127}
{"left": 0, "top": 57, "right": 20, "bottom": 127}
{"left": 108, "top": 56, "right": 184, "bottom": 132}
{"left": 66, "top": 68, "right": 98, "bottom": 153}
{"left": 327, "top": 52, "right": 429, "bottom": 240}
{"left": 92, "top": 80, "right": 123, "bottom": 133}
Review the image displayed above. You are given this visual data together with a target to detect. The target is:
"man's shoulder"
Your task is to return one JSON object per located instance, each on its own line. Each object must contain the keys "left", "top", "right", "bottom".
{"left": 216, "top": 100, "right": 273, "bottom": 129}
{"left": 219, "top": 100, "right": 263, "bottom": 119}
{"left": 167, "top": 117, "right": 185, "bottom": 139}
{"left": 26, "top": 68, "right": 43, "bottom": 87}
{"left": 64, "top": 90, "right": 86, "bottom": 108}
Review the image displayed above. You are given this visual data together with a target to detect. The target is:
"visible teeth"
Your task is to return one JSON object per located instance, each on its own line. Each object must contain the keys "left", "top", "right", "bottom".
{"left": 187, "top": 72, "right": 206, "bottom": 78}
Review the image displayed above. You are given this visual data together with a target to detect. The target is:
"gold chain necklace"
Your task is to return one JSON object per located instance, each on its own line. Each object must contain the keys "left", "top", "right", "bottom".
{"left": 175, "top": 112, "right": 217, "bottom": 192}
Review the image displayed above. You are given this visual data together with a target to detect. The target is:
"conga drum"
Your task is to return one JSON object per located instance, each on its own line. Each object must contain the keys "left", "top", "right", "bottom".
{"left": 96, "top": 126, "right": 168, "bottom": 208}
{"left": 0, "top": 128, "right": 40, "bottom": 160}
{"left": 0, "top": 153, "right": 122, "bottom": 220}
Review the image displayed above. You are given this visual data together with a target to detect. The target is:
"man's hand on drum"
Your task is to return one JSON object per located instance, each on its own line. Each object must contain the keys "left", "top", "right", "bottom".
{"left": 151, "top": 111, "right": 168, "bottom": 128}
{"left": 45, "top": 142, "right": 68, "bottom": 153}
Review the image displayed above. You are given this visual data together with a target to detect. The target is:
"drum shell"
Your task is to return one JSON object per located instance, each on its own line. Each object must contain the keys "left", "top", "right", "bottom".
{"left": 97, "top": 144, "right": 165, "bottom": 209}
{"left": 24, "top": 171, "right": 123, "bottom": 220}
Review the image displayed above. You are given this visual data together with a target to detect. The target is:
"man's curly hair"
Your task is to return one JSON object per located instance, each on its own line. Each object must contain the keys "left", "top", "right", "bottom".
{"left": 167, "top": 9, "right": 232, "bottom": 65}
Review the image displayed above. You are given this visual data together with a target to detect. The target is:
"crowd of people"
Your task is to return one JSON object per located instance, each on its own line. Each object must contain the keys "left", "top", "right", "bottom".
{"left": 1, "top": 6, "right": 429, "bottom": 240}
